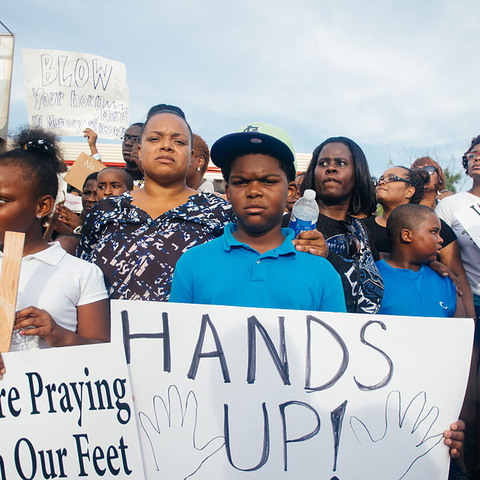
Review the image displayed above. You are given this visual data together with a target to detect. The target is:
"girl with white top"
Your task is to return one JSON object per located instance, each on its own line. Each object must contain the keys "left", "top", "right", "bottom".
{"left": 0, "top": 127, "right": 110, "bottom": 378}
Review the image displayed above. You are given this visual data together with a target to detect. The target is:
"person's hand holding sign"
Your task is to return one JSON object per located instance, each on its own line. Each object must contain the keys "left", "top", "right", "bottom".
{"left": 83, "top": 128, "right": 99, "bottom": 156}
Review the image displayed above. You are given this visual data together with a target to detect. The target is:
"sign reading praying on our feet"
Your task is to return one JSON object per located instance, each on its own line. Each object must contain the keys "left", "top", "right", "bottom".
{"left": 111, "top": 301, "right": 474, "bottom": 480}
{"left": 0, "top": 342, "right": 144, "bottom": 479}
{"left": 23, "top": 49, "right": 129, "bottom": 140}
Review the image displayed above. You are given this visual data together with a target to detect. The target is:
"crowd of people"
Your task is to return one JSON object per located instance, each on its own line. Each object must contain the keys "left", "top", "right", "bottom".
{"left": 0, "top": 103, "right": 479, "bottom": 478}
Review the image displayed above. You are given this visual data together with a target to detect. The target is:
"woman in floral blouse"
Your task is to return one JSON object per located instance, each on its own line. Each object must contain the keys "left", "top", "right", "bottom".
{"left": 77, "top": 107, "right": 234, "bottom": 301}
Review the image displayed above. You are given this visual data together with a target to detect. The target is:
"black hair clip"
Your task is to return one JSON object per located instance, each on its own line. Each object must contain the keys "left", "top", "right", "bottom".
{"left": 23, "top": 139, "right": 53, "bottom": 152}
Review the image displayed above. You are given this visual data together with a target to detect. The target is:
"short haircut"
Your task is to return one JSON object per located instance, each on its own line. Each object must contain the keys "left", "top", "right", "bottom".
{"left": 141, "top": 104, "right": 193, "bottom": 144}
{"left": 83, "top": 171, "right": 99, "bottom": 190}
{"left": 130, "top": 122, "right": 144, "bottom": 128}
{"left": 0, "top": 126, "right": 66, "bottom": 200}
{"left": 97, "top": 166, "right": 134, "bottom": 190}
{"left": 192, "top": 134, "right": 210, "bottom": 175}
{"left": 146, "top": 104, "right": 186, "bottom": 119}
{"left": 386, "top": 204, "right": 436, "bottom": 244}
{"left": 411, "top": 156, "right": 446, "bottom": 189}
{"left": 223, "top": 146, "right": 296, "bottom": 183}
{"left": 462, "top": 135, "right": 480, "bottom": 172}
{"left": 301, "top": 136, "right": 376, "bottom": 216}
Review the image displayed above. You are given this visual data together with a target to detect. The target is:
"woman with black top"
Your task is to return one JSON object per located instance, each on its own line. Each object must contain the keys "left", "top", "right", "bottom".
{"left": 298, "top": 137, "right": 383, "bottom": 314}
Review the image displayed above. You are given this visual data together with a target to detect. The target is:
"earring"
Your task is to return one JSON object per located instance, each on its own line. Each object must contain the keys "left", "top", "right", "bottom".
{"left": 351, "top": 191, "right": 361, "bottom": 215}
{"left": 36, "top": 214, "right": 42, "bottom": 219}
{"left": 196, "top": 167, "right": 202, "bottom": 172}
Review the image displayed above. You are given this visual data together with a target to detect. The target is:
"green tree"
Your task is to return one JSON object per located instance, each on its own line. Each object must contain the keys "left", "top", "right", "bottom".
{"left": 442, "top": 166, "right": 463, "bottom": 193}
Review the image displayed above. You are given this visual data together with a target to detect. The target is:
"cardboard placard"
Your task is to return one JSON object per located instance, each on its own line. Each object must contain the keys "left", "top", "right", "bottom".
{"left": 64, "top": 152, "right": 106, "bottom": 191}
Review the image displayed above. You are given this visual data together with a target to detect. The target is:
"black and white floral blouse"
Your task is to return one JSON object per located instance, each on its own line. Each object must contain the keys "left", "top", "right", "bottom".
{"left": 77, "top": 192, "right": 234, "bottom": 301}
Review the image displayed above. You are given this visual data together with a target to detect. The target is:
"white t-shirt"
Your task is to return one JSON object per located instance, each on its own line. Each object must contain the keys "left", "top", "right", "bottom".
{"left": 0, "top": 242, "right": 108, "bottom": 335}
{"left": 436, "top": 191, "right": 480, "bottom": 296}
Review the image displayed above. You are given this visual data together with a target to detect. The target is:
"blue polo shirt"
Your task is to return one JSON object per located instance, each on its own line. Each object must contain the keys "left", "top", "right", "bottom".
{"left": 169, "top": 224, "right": 346, "bottom": 312}
{"left": 376, "top": 259, "right": 457, "bottom": 317}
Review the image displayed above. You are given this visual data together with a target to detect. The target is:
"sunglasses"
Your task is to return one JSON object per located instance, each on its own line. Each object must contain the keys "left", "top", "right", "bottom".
{"left": 420, "top": 165, "right": 439, "bottom": 176}
{"left": 374, "top": 175, "right": 412, "bottom": 187}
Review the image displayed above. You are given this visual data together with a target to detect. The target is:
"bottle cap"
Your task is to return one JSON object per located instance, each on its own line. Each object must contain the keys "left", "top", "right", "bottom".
{"left": 304, "top": 189, "right": 316, "bottom": 201}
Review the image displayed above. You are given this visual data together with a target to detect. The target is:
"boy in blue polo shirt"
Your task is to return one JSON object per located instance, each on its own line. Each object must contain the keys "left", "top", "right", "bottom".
{"left": 376, "top": 203, "right": 465, "bottom": 317}
{"left": 169, "top": 122, "right": 346, "bottom": 312}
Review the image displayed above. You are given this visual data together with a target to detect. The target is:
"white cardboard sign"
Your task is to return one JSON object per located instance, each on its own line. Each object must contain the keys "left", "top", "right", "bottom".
{"left": 0, "top": 342, "right": 145, "bottom": 479}
{"left": 111, "top": 301, "right": 474, "bottom": 480}
{"left": 456, "top": 202, "right": 480, "bottom": 250}
{"left": 23, "top": 49, "right": 129, "bottom": 139}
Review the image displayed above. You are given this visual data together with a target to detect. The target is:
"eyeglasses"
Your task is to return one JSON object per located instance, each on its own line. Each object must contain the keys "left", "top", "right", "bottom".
{"left": 374, "top": 175, "right": 412, "bottom": 187}
{"left": 466, "top": 152, "right": 480, "bottom": 161}
{"left": 121, "top": 135, "right": 141, "bottom": 143}
{"left": 340, "top": 220, "right": 361, "bottom": 257}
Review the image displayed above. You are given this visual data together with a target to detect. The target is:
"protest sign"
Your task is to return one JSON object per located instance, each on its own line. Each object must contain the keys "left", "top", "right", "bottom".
{"left": 0, "top": 342, "right": 145, "bottom": 479}
{"left": 23, "top": 49, "right": 129, "bottom": 139}
{"left": 64, "top": 152, "right": 106, "bottom": 191}
{"left": 456, "top": 201, "right": 480, "bottom": 250}
{"left": 111, "top": 301, "right": 473, "bottom": 480}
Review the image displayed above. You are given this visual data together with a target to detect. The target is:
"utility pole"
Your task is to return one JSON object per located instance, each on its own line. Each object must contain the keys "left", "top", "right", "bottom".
{"left": 0, "top": 20, "right": 14, "bottom": 153}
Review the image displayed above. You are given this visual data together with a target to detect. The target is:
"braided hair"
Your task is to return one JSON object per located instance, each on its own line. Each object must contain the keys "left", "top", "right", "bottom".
{"left": 395, "top": 166, "right": 428, "bottom": 204}
{"left": 0, "top": 127, "right": 66, "bottom": 200}
{"left": 462, "top": 135, "right": 480, "bottom": 173}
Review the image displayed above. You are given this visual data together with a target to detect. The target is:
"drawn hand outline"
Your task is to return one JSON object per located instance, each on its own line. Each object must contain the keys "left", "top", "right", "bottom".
{"left": 350, "top": 391, "right": 443, "bottom": 480}
{"left": 139, "top": 385, "right": 225, "bottom": 479}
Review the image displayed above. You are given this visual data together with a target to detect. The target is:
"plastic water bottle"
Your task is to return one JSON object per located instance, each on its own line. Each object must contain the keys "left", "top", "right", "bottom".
{"left": 9, "top": 327, "right": 40, "bottom": 351}
{"left": 289, "top": 189, "right": 319, "bottom": 236}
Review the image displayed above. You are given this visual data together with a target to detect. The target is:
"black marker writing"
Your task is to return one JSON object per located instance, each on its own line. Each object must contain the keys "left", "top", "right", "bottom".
{"left": 188, "top": 314, "right": 230, "bottom": 382}
{"left": 354, "top": 320, "right": 394, "bottom": 391}
{"left": 247, "top": 315, "right": 290, "bottom": 385}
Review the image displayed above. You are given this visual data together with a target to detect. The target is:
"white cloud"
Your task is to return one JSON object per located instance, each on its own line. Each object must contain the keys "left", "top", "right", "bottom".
{"left": 2, "top": 0, "right": 480, "bottom": 178}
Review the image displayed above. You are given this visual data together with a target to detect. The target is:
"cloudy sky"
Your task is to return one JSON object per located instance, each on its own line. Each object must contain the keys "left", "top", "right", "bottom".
{"left": 2, "top": 0, "right": 480, "bottom": 179}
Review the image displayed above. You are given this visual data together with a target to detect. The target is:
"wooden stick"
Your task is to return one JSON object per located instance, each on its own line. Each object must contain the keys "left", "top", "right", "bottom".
{"left": 0, "top": 232, "right": 25, "bottom": 352}
{"left": 43, "top": 210, "right": 58, "bottom": 241}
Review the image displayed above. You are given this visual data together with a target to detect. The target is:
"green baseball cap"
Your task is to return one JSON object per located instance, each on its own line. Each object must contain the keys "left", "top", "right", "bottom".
{"left": 210, "top": 122, "right": 297, "bottom": 175}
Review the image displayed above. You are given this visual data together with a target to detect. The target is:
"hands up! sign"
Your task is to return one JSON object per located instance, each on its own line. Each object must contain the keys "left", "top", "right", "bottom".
{"left": 23, "top": 49, "right": 129, "bottom": 139}
{"left": 111, "top": 301, "right": 473, "bottom": 480}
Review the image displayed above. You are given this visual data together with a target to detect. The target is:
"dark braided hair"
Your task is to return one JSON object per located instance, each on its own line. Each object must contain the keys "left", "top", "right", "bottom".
{"left": 395, "top": 166, "right": 428, "bottom": 204}
{"left": 0, "top": 127, "right": 66, "bottom": 200}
